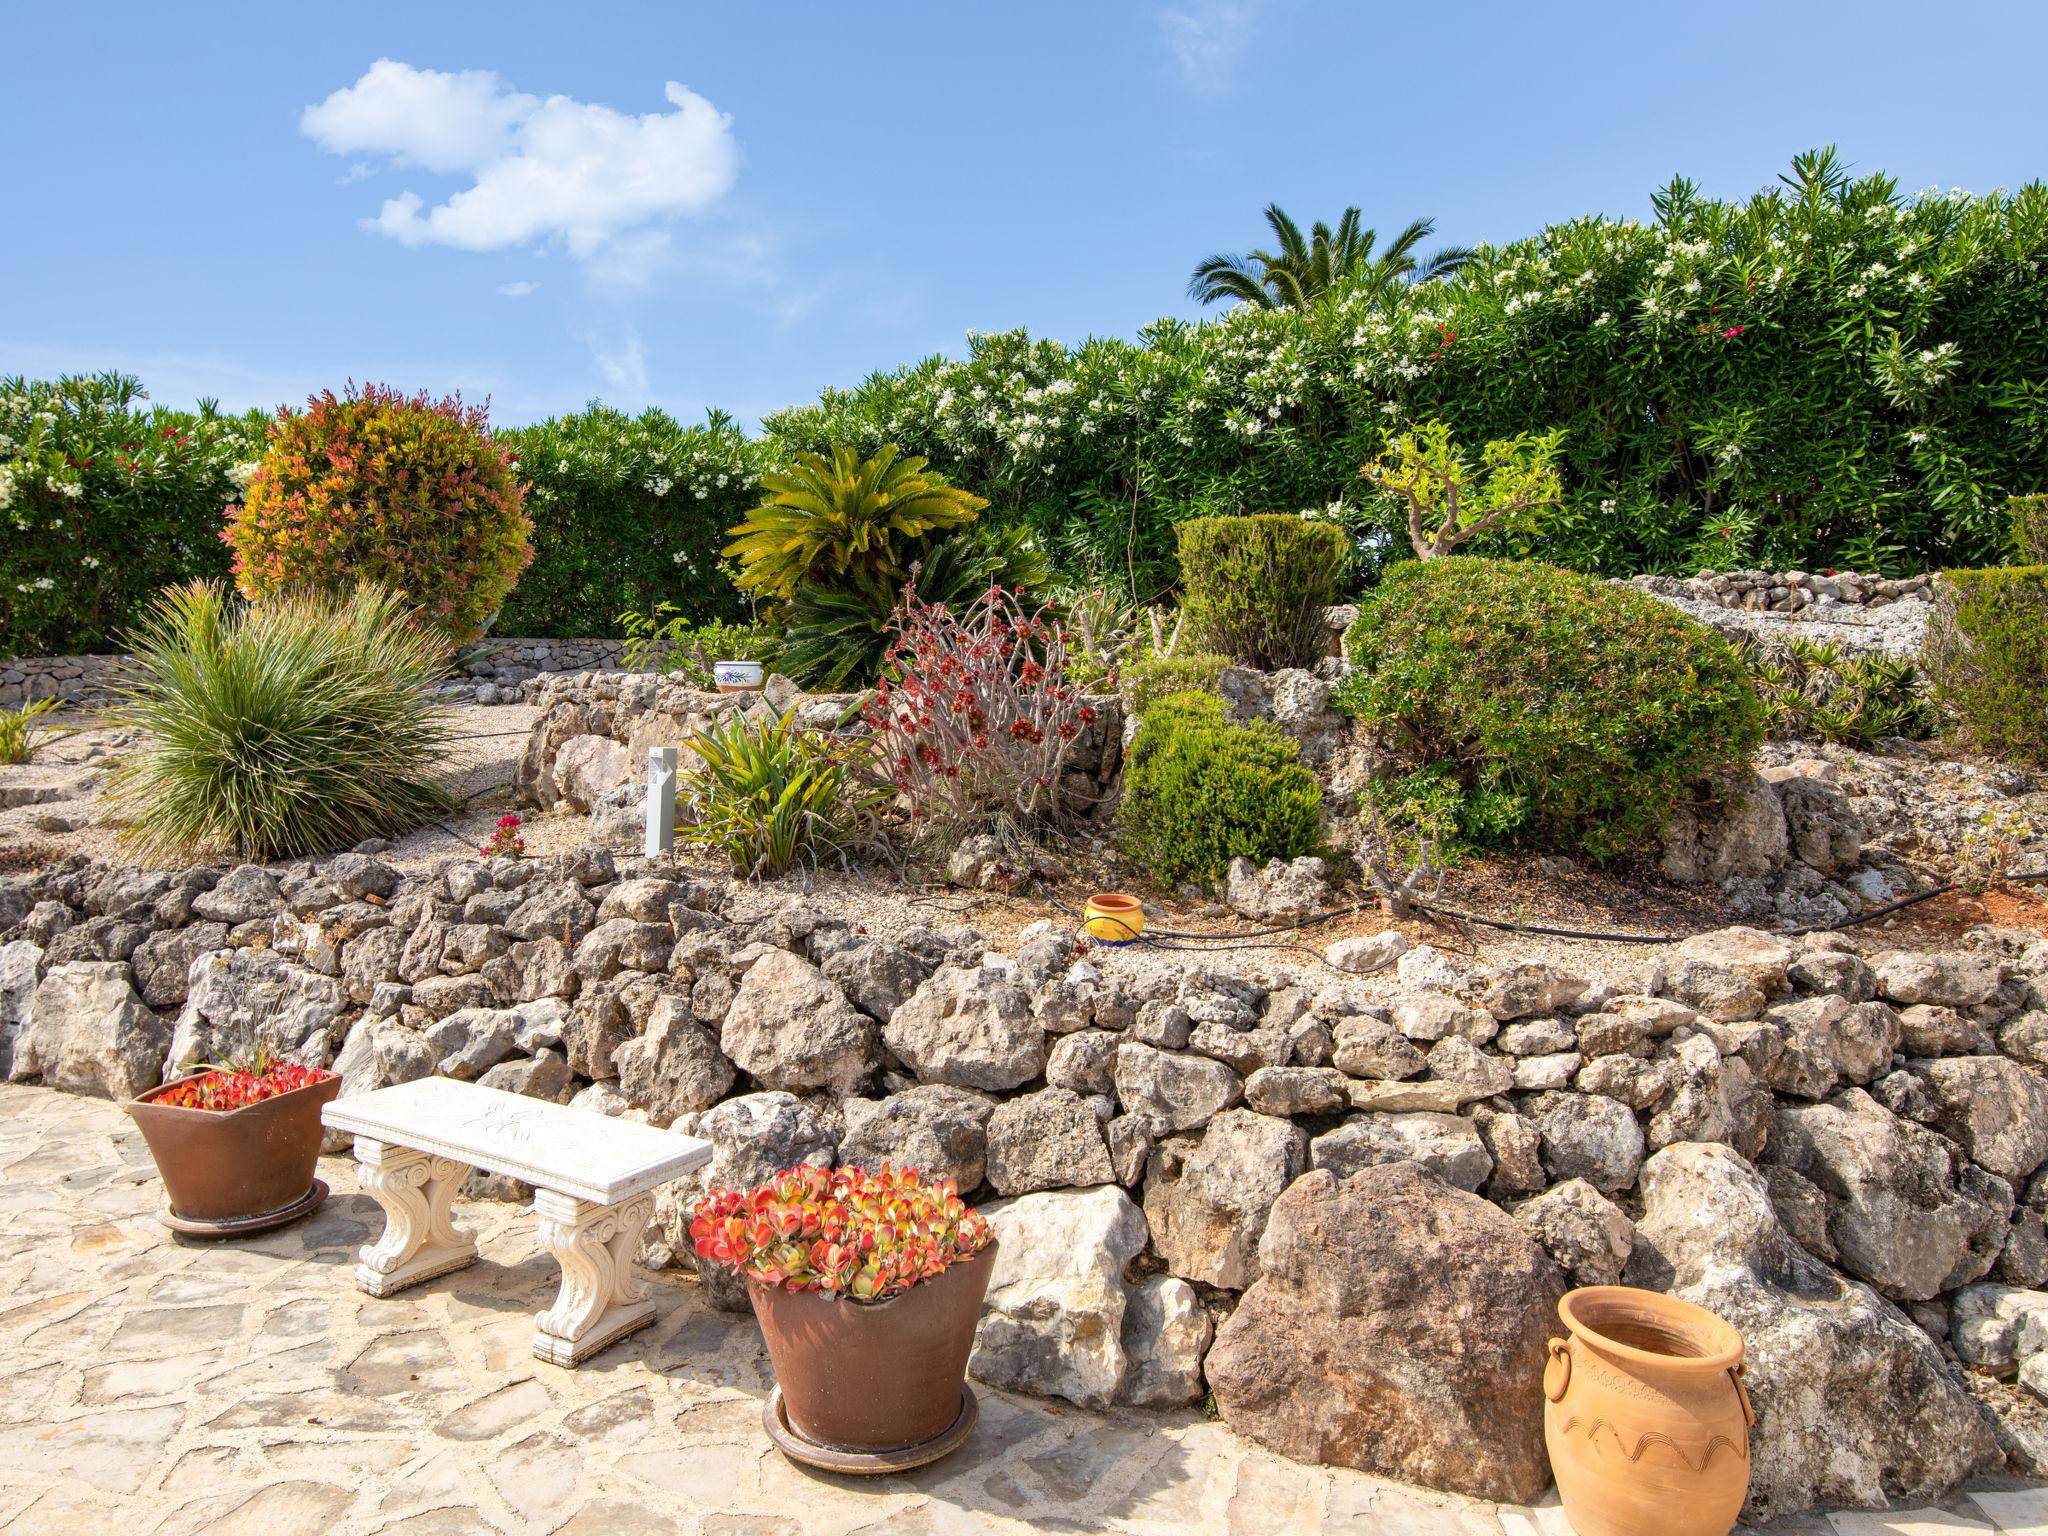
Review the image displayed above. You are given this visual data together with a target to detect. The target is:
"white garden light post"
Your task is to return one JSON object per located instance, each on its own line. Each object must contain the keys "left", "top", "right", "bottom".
{"left": 646, "top": 745, "right": 677, "bottom": 856}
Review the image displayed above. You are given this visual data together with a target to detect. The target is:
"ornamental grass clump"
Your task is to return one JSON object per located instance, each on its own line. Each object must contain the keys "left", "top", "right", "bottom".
{"left": 689, "top": 1164, "right": 992, "bottom": 1302}
{"left": 224, "top": 383, "right": 532, "bottom": 644}
{"left": 862, "top": 584, "right": 1098, "bottom": 846}
{"left": 107, "top": 581, "right": 456, "bottom": 861}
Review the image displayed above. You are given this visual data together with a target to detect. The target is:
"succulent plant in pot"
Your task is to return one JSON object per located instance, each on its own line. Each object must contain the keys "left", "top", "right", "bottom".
{"left": 690, "top": 1163, "right": 997, "bottom": 1472}
{"left": 123, "top": 1047, "right": 342, "bottom": 1237}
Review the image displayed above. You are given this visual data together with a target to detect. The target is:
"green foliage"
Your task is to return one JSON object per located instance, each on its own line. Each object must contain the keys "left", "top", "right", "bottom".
{"left": 0, "top": 372, "right": 267, "bottom": 656}
{"left": 497, "top": 405, "right": 764, "bottom": 637}
{"left": 1362, "top": 419, "right": 1566, "bottom": 558}
{"left": 2012, "top": 494, "right": 2048, "bottom": 564}
{"left": 617, "top": 603, "right": 780, "bottom": 687}
{"left": 1338, "top": 557, "right": 1766, "bottom": 859}
{"left": 0, "top": 697, "right": 70, "bottom": 765}
{"left": 225, "top": 384, "right": 531, "bottom": 645}
{"left": 1117, "top": 692, "right": 1322, "bottom": 886}
{"left": 766, "top": 151, "right": 2048, "bottom": 591}
{"left": 779, "top": 519, "right": 1047, "bottom": 692}
{"left": 1123, "top": 651, "right": 1229, "bottom": 710}
{"left": 1367, "top": 762, "right": 1525, "bottom": 860}
{"left": 1927, "top": 566, "right": 2048, "bottom": 764}
{"left": 1189, "top": 205, "right": 1472, "bottom": 311}
{"left": 1740, "top": 635, "right": 1935, "bottom": 747}
{"left": 1176, "top": 514, "right": 1347, "bottom": 668}
{"left": 106, "top": 582, "right": 455, "bottom": 861}
{"left": 682, "top": 710, "right": 878, "bottom": 878}
{"left": 725, "top": 445, "right": 987, "bottom": 605}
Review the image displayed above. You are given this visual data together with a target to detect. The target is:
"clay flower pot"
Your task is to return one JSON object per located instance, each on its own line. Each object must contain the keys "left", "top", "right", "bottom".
{"left": 747, "top": 1238, "right": 997, "bottom": 1469}
{"left": 1543, "top": 1285, "right": 1753, "bottom": 1536}
{"left": 124, "top": 1071, "right": 343, "bottom": 1236}
{"left": 1083, "top": 892, "right": 1145, "bottom": 944}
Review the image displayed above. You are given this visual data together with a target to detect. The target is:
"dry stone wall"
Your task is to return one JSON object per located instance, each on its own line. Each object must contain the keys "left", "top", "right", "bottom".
{"left": 4, "top": 841, "right": 2048, "bottom": 1516}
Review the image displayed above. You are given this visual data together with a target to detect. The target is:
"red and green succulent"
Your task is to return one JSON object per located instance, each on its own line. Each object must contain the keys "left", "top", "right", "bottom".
{"left": 156, "top": 1056, "right": 335, "bottom": 1112}
{"left": 689, "top": 1164, "right": 992, "bottom": 1303}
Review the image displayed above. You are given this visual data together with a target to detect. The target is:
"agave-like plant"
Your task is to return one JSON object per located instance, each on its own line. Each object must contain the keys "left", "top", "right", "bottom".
{"left": 107, "top": 581, "right": 457, "bottom": 860}
{"left": 683, "top": 709, "right": 883, "bottom": 879}
{"left": 724, "top": 445, "right": 988, "bottom": 605}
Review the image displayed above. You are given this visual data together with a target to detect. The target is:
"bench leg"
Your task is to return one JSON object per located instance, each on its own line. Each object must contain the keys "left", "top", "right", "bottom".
{"left": 353, "top": 1139, "right": 477, "bottom": 1297}
{"left": 532, "top": 1188, "right": 657, "bottom": 1366}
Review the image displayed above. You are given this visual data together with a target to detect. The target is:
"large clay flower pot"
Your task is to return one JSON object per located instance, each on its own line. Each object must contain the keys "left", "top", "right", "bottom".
{"left": 124, "top": 1071, "right": 342, "bottom": 1235}
{"left": 746, "top": 1239, "right": 997, "bottom": 1466}
{"left": 1543, "top": 1286, "right": 1753, "bottom": 1536}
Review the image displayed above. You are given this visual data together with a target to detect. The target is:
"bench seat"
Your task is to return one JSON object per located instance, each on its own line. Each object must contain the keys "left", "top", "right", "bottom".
{"left": 323, "top": 1076, "right": 712, "bottom": 1366}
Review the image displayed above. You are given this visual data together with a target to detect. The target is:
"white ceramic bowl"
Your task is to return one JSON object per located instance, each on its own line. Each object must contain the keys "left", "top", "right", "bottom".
{"left": 714, "top": 659, "right": 765, "bottom": 693}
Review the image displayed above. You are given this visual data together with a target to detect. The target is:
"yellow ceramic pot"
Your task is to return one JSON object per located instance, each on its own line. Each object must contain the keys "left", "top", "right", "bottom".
{"left": 1544, "top": 1286, "right": 1752, "bottom": 1536}
{"left": 1083, "top": 893, "right": 1146, "bottom": 944}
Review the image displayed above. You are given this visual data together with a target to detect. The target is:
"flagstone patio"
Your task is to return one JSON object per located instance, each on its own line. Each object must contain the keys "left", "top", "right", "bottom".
{"left": 0, "top": 1080, "right": 2042, "bottom": 1536}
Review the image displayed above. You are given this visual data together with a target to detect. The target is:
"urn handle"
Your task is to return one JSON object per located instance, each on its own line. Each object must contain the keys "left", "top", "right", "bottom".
{"left": 1730, "top": 1362, "right": 1755, "bottom": 1427}
{"left": 1544, "top": 1337, "right": 1572, "bottom": 1402}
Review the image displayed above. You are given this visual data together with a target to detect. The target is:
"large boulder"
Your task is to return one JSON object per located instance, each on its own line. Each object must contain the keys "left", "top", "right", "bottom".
{"left": 0, "top": 939, "right": 41, "bottom": 1078}
{"left": 552, "top": 734, "right": 632, "bottom": 813}
{"left": 1142, "top": 1109, "right": 1309, "bottom": 1290}
{"left": 1309, "top": 1112, "right": 1491, "bottom": 1192}
{"left": 1112, "top": 1043, "right": 1242, "bottom": 1135}
{"left": 1205, "top": 1163, "right": 1564, "bottom": 1502}
{"left": 1766, "top": 1089, "right": 2008, "bottom": 1302}
{"left": 838, "top": 1085, "right": 996, "bottom": 1191}
{"left": 1626, "top": 1141, "right": 2000, "bottom": 1521}
{"left": 612, "top": 996, "right": 735, "bottom": 1126}
{"left": 168, "top": 947, "right": 346, "bottom": 1074}
{"left": 883, "top": 962, "right": 1045, "bottom": 1091}
{"left": 1659, "top": 772, "right": 1788, "bottom": 884}
{"left": 719, "top": 949, "right": 878, "bottom": 1097}
{"left": 971, "top": 1184, "right": 1149, "bottom": 1409}
{"left": 1526, "top": 1090, "right": 1645, "bottom": 1193}
{"left": 984, "top": 1088, "right": 1114, "bottom": 1195}
{"left": 8, "top": 960, "right": 167, "bottom": 1099}
{"left": 1905, "top": 1056, "right": 2048, "bottom": 1184}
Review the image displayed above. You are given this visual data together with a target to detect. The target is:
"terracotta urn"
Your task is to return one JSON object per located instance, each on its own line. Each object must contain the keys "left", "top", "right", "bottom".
{"left": 124, "top": 1071, "right": 342, "bottom": 1233}
{"left": 1083, "top": 892, "right": 1146, "bottom": 944}
{"left": 746, "top": 1239, "right": 996, "bottom": 1463}
{"left": 1543, "top": 1286, "right": 1753, "bottom": 1536}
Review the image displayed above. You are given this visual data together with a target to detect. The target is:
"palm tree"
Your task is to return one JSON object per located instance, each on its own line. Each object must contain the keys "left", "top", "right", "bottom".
{"left": 1188, "top": 204, "right": 1474, "bottom": 310}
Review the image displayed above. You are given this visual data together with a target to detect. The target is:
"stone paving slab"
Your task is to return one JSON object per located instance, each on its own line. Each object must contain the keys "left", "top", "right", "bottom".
{"left": 0, "top": 1081, "right": 2042, "bottom": 1536}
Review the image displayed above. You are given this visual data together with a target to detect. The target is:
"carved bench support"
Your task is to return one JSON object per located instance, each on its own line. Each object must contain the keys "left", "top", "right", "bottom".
{"left": 532, "top": 1188, "right": 658, "bottom": 1366}
{"left": 353, "top": 1139, "right": 477, "bottom": 1297}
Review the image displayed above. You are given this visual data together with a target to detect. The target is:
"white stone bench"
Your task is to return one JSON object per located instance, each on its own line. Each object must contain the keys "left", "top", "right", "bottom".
{"left": 322, "top": 1076, "right": 711, "bottom": 1366}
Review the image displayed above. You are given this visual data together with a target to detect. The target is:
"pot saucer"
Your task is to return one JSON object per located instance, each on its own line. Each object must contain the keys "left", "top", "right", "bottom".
{"left": 762, "top": 1383, "right": 978, "bottom": 1475}
{"left": 160, "top": 1179, "right": 328, "bottom": 1239}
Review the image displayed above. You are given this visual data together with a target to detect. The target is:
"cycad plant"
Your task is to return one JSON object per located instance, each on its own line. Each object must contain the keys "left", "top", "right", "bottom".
{"left": 683, "top": 709, "right": 882, "bottom": 878}
{"left": 725, "top": 445, "right": 988, "bottom": 606}
{"left": 1188, "top": 204, "right": 1472, "bottom": 310}
{"left": 107, "top": 581, "right": 456, "bottom": 860}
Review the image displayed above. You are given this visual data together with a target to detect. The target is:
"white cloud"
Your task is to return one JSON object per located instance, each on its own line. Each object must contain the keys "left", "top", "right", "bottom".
{"left": 1158, "top": 2, "right": 1262, "bottom": 88}
{"left": 302, "top": 62, "right": 738, "bottom": 261}
{"left": 590, "top": 334, "right": 649, "bottom": 397}
{"left": 496, "top": 280, "right": 540, "bottom": 298}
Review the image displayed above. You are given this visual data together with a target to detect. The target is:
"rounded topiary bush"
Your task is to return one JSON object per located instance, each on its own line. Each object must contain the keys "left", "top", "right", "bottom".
{"left": 1339, "top": 557, "right": 1766, "bottom": 859}
{"left": 224, "top": 384, "right": 532, "bottom": 644}
{"left": 1177, "top": 514, "right": 1348, "bottom": 670}
{"left": 1118, "top": 691, "right": 1323, "bottom": 885}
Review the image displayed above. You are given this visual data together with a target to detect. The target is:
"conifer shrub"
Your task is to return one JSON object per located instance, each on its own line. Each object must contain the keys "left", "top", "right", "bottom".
{"left": 1122, "top": 650, "right": 1229, "bottom": 710}
{"left": 1176, "top": 514, "right": 1347, "bottom": 670}
{"left": 224, "top": 384, "right": 532, "bottom": 644}
{"left": 1338, "top": 557, "right": 1765, "bottom": 859}
{"left": 1927, "top": 567, "right": 2048, "bottom": 764}
{"left": 1117, "top": 691, "right": 1322, "bottom": 885}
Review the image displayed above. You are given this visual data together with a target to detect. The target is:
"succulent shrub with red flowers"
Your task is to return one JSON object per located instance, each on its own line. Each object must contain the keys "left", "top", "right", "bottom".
{"left": 157, "top": 1060, "right": 336, "bottom": 1111}
{"left": 860, "top": 583, "right": 1096, "bottom": 843}
{"left": 223, "top": 383, "right": 533, "bottom": 644}
{"left": 481, "top": 813, "right": 527, "bottom": 860}
{"left": 690, "top": 1164, "right": 992, "bottom": 1302}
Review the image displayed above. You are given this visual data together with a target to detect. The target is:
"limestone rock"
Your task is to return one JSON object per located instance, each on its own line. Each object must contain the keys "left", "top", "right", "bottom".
{"left": 1326, "top": 930, "right": 1408, "bottom": 975}
{"left": 1514, "top": 1178, "right": 1634, "bottom": 1286}
{"left": 1526, "top": 1090, "right": 1644, "bottom": 1193}
{"left": 1664, "top": 960, "right": 1767, "bottom": 1022}
{"left": 1226, "top": 855, "right": 1328, "bottom": 922}
{"left": 0, "top": 939, "right": 39, "bottom": 1078}
{"left": 1952, "top": 1283, "right": 2048, "bottom": 1370}
{"left": 1112, "top": 1043, "right": 1242, "bottom": 1135}
{"left": 1659, "top": 772, "right": 1788, "bottom": 884}
{"left": 1310, "top": 1111, "right": 1491, "bottom": 1192}
{"left": 1116, "top": 1274, "right": 1211, "bottom": 1407}
{"left": 837, "top": 1085, "right": 994, "bottom": 1191}
{"left": 1673, "top": 928, "right": 1795, "bottom": 994}
{"left": 884, "top": 962, "right": 1044, "bottom": 1091}
{"left": 984, "top": 1088, "right": 1114, "bottom": 1195}
{"left": 1647, "top": 1032, "right": 1771, "bottom": 1155}
{"left": 972, "top": 1184, "right": 1148, "bottom": 1409}
{"left": 1626, "top": 1141, "right": 2000, "bottom": 1521}
{"left": 476, "top": 1047, "right": 574, "bottom": 1103}
{"left": 129, "top": 923, "right": 227, "bottom": 1010}
{"left": 1205, "top": 1163, "right": 1564, "bottom": 1502}
{"left": 1143, "top": 1109, "right": 1309, "bottom": 1290}
{"left": 1478, "top": 963, "right": 1588, "bottom": 1021}
{"left": 817, "top": 939, "right": 929, "bottom": 1023}
{"left": 1243, "top": 1065, "right": 1349, "bottom": 1116}
{"left": 1045, "top": 1030, "right": 1120, "bottom": 1097}
{"left": 1332, "top": 1017, "right": 1426, "bottom": 1079}
{"left": 1908, "top": 1056, "right": 2048, "bottom": 1183}
{"left": 552, "top": 734, "right": 631, "bottom": 813}
{"left": 169, "top": 948, "right": 345, "bottom": 1075}
{"left": 8, "top": 961, "right": 167, "bottom": 1099}
{"left": 612, "top": 997, "right": 734, "bottom": 1126}
{"left": 1876, "top": 950, "right": 2002, "bottom": 1010}
{"left": 1391, "top": 993, "right": 1496, "bottom": 1045}
{"left": 189, "top": 863, "right": 283, "bottom": 925}
{"left": 720, "top": 948, "right": 878, "bottom": 1097}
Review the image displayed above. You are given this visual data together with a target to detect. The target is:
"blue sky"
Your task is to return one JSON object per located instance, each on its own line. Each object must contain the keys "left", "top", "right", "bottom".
{"left": 5, "top": 1, "right": 2046, "bottom": 428}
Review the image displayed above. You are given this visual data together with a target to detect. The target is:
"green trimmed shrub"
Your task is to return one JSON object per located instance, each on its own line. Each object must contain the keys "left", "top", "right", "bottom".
{"left": 1176, "top": 514, "right": 1347, "bottom": 669}
{"left": 1118, "top": 692, "right": 1322, "bottom": 885}
{"left": 225, "top": 384, "right": 531, "bottom": 644}
{"left": 1927, "top": 567, "right": 2048, "bottom": 763}
{"left": 2013, "top": 495, "right": 2048, "bottom": 565}
{"left": 106, "top": 582, "right": 455, "bottom": 860}
{"left": 1122, "top": 651, "right": 1228, "bottom": 710}
{"left": 1338, "top": 557, "right": 1766, "bottom": 859}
